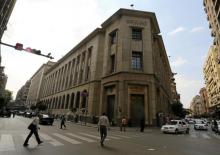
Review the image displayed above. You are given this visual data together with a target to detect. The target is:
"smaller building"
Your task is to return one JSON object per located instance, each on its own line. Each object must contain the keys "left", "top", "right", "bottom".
{"left": 190, "top": 95, "right": 204, "bottom": 116}
{"left": 199, "top": 87, "right": 209, "bottom": 114}
{"left": 15, "top": 80, "right": 31, "bottom": 107}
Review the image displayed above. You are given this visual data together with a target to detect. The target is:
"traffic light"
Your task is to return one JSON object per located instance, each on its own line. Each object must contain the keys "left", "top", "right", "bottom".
{"left": 15, "top": 43, "right": 23, "bottom": 51}
{"left": 32, "top": 49, "right": 41, "bottom": 55}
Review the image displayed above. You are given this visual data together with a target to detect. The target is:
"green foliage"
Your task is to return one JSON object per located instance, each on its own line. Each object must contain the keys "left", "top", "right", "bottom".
{"left": 30, "top": 105, "right": 37, "bottom": 110}
{"left": 0, "top": 90, "right": 12, "bottom": 109}
{"left": 171, "top": 101, "right": 185, "bottom": 118}
{"left": 36, "top": 102, "right": 47, "bottom": 111}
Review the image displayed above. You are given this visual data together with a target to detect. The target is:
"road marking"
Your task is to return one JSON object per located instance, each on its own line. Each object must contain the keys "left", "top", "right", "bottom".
{"left": 0, "top": 134, "right": 15, "bottom": 151}
{"left": 78, "top": 132, "right": 110, "bottom": 141}
{"left": 53, "top": 133, "right": 81, "bottom": 144}
{"left": 201, "top": 133, "right": 211, "bottom": 139}
{"left": 65, "top": 133, "right": 96, "bottom": 142}
{"left": 40, "top": 133, "right": 63, "bottom": 146}
{"left": 87, "top": 131, "right": 121, "bottom": 140}
{"left": 110, "top": 134, "right": 131, "bottom": 138}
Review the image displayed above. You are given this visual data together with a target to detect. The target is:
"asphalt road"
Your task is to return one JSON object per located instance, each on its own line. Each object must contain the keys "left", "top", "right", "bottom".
{"left": 0, "top": 116, "right": 220, "bottom": 155}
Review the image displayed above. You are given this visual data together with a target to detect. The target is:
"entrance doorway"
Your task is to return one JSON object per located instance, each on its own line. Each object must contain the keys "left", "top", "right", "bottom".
{"left": 130, "top": 94, "right": 144, "bottom": 126}
{"left": 107, "top": 95, "right": 115, "bottom": 125}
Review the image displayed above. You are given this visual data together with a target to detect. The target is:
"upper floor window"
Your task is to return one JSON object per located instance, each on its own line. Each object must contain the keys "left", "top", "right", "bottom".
{"left": 109, "top": 30, "right": 117, "bottom": 44}
{"left": 132, "top": 51, "right": 142, "bottom": 70}
{"left": 132, "top": 28, "right": 142, "bottom": 40}
{"left": 110, "top": 54, "right": 115, "bottom": 73}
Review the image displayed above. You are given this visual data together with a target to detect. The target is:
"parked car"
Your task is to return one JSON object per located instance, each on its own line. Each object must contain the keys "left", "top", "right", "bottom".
{"left": 24, "top": 111, "right": 32, "bottom": 118}
{"left": 211, "top": 120, "right": 220, "bottom": 133}
{"left": 161, "top": 120, "right": 190, "bottom": 134}
{"left": 194, "top": 119, "right": 208, "bottom": 130}
{"left": 39, "top": 114, "right": 54, "bottom": 125}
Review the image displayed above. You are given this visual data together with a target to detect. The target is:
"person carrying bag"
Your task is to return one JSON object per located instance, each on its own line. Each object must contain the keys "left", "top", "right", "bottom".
{"left": 23, "top": 116, "right": 43, "bottom": 147}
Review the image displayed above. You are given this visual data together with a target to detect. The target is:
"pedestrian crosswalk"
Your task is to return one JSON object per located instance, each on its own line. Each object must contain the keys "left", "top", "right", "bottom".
{"left": 0, "top": 131, "right": 135, "bottom": 152}
{"left": 0, "top": 131, "right": 220, "bottom": 152}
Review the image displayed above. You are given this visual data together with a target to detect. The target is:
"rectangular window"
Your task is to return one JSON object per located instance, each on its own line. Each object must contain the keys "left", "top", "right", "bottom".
{"left": 132, "top": 52, "right": 142, "bottom": 70}
{"left": 110, "top": 31, "right": 117, "bottom": 44}
{"left": 132, "top": 28, "right": 142, "bottom": 40}
{"left": 110, "top": 55, "right": 115, "bottom": 73}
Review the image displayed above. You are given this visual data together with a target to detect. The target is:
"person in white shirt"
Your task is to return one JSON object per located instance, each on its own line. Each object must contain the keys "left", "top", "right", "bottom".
{"left": 98, "top": 112, "right": 110, "bottom": 146}
{"left": 23, "top": 116, "right": 43, "bottom": 147}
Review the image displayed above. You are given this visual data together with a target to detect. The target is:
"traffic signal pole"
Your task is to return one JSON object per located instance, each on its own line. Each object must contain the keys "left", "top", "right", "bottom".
{"left": 0, "top": 41, "right": 54, "bottom": 59}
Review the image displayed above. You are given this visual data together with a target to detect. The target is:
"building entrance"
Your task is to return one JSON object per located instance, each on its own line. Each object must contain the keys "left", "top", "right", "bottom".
{"left": 130, "top": 94, "right": 144, "bottom": 126}
{"left": 107, "top": 95, "right": 115, "bottom": 125}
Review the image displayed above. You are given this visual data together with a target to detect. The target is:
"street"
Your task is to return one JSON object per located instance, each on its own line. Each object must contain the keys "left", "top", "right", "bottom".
{"left": 0, "top": 116, "right": 220, "bottom": 155}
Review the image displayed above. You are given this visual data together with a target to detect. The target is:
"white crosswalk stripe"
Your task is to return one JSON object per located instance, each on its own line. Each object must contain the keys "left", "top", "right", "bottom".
{"left": 40, "top": 133, "right": 64, "bottom": 146}
{"left": 65, "top": 133, "right": 96, "bottom": 142}
{"left": 22, "top": 134, "right": 37, "bottom": 145}
{"left": 78, "top": 132, "right": 110, "bottom": 141}
{"left": 87, "top": 131, "right": 121, "bottom": 140}
{"left": 53, "top": 133, "right": 81, "bottom": 144}
{"left": 0, "top": 134, "right": 15, "bottom": 151}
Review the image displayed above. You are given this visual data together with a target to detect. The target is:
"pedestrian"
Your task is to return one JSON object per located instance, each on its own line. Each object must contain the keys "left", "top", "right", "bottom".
{"left": 98, "top": 112, "right": 110, "bottom": 147}
{"left": 120, "top": 116, "right": 127, "bottom": 132}
{"left": 23, "top": 116, "right": 43, "bottom": 147}
{"left": 140, "top": 117, "right": 145, "bottom": 132}
{"left": 60, "top": 115, "right": 66, "bottom": 129}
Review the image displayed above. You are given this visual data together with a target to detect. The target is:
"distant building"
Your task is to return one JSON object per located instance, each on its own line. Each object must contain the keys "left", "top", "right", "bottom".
{"left": 203, "top": 46, "right": 220, "bottom": 112}
{"left": 15, "top": 80, "right": 31, "bottom": 106}
{"left": 203, "top": 0, "right": 220, "bottom": 61}
{"left": 199, "top": 87, "right": 209, "bottom": 114}
{"left": 190, "top": 95, "right": 204, "bottom": 116}
{"left": 0, "top": 0, "right": 17, "bottom": 97}
{"left": 26, "top": 61, "right": 55, "bottom": 107}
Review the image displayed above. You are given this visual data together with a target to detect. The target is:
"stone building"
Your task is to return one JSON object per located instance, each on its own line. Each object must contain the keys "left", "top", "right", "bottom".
{"left": 203, "top": 45, "right": 220, "bottom": 112}
{"left": 38, "top": 9, "right": 173, "bottom": 126}
{"left": 199, "top": 87, "right": 209, "bottom": 114}
{"left": 190, "top": 95, "right": 204, "bottom": 116}
{"left": 26, "top": 61, "right": 55, "bottom": 108}
{"left": 0, "top": 0, "right": 17, "bottom": 97}
{"left": 203, "top": 0, "right": 220, "bottom": 61}
{"left": 15, "top": 80, "right": 31, "bottom": 106}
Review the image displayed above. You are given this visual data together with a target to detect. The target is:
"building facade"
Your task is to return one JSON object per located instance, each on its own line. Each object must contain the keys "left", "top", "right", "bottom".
{"left": 0, "top": 0, "right": 17, "bottom": 97}
{"left": 199, "top": 87, "right": 209, "bottom": 114}
{"left": 203, "top": 45, "right": 220, "bottom": 112}
{"left": 190, "top": 95, "right": 204, "bottom": 116}
{"left": 204, "top": 0, "right": 220, "bottom": 61}
{"left": 15, "top": 80, "right": 31, "bottom": 106}
{"left": 26, "top": 61, "right": 55, "bottom": 108}
{"left": 35, "top": 9, "right": 173, "bottom": 126}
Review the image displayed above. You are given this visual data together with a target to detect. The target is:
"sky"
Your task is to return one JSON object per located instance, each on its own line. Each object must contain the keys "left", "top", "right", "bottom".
{"left": 1, "top": 0, "right": 212, "bottom": 108}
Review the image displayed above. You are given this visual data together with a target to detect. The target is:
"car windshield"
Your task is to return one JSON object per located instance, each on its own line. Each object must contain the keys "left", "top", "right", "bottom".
{"left": 170, "top": 121, "right": 178, "bottom": 125}
{"left": 195, "top": 120, "right": 204, "bottom": 124}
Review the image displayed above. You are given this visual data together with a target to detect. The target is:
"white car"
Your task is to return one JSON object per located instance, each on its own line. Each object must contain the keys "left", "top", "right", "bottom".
{"left": 161, "top": 120, "right": 190, "bottom": 134}
{"left": 194, "top": 120, "right": 208, "bottom": 130}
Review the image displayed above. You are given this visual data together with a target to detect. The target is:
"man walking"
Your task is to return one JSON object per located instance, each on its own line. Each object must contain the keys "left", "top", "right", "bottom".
{"left": 98, "top": 112, "right": 110, "bottom": 147}
{"left": 60, "top": 115, "right": 66, "bottom": 129}
{"left": 23, "top": 116, "right": 43, "bottom": 147}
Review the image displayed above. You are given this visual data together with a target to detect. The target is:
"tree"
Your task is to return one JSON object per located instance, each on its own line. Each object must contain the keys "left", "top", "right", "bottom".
{"left": 0, "top": 90, "right": 12, "bottom": 109}
{"left": 36, "top": 102, "right": 47, "bottom": 111}
{"left": 171, "top": 101, "right": 185, "bottom": 118}
{"left": 30, "top": 105, "right": 37, "bottom": 110}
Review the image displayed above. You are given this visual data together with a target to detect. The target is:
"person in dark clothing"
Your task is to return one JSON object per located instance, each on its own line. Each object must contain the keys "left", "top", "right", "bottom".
{"left": 23, "top": 117, "right": 43, "bottom": 147}
{"left": 60, "top": 115, "right": 66, "bottom": 129}
{"left": 140, "top": 117, "right": 145, "bottom": 132}
{"left": 98, "top": 113, "right": 110, "bottom": 147}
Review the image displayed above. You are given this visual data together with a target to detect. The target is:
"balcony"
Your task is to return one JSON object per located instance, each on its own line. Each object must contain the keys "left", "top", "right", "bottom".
{"left": 214, "top": 0, "right": 220, "bottom": 12}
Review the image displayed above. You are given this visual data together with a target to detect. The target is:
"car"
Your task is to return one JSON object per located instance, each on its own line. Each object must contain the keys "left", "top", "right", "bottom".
{"left": 161, "top": 120, "right": 190, "bottom": 134}
{"left": 24, "top": 111, "right": 32, "bottom": 118}
{"left": 39, "top": 114, "right": 54, "bottom": 125}
{"left": 211, "top": 120, "right": 220, "bottom": 133}
{"left": 194, "top": 119, "right": 208, "bottom": 130}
